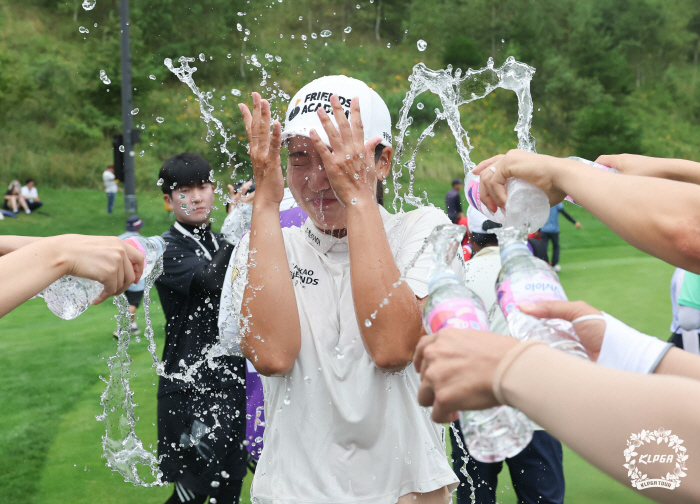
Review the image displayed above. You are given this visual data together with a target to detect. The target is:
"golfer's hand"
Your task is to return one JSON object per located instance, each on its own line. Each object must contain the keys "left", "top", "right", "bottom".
{"left": 414, "top": 328, "right": 518, "bottom": 423}
{"left": 54, "top": 235, "right": 144, "bottom": 304}
{"left": 309, "top": 95, "right": 384, "bottom": 207}
{"left": 239, "top": 93, "right": 284, "bottom": 207}
{"left": 519, "top": 300, "right": 605, "bottom": 361}
{"left": 473, "top": 150, "right": 567, "bottom": 213}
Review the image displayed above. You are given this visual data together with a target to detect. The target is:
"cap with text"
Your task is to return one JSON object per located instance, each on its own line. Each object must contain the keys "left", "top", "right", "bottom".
{"left": 281, "top": 75, "right": 392, "bottom": 148}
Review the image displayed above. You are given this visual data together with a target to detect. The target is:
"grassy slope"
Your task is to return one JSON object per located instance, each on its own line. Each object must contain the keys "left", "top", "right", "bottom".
{"left": 0, "top": 184, "right": 667, "bottom": 504}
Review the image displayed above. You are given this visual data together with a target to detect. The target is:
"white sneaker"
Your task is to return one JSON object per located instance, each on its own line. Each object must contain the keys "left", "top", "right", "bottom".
{"left": 13, "top": 208, "right": 18, "bottom": 214}
{"left": 25, "top": 209, "right": 31, "bottom": 214}
{"left": 130, "top": 323, "right": 141, "bottom": 335}
{"left": 553, "top": 265, "right": 561, "bottom": 272}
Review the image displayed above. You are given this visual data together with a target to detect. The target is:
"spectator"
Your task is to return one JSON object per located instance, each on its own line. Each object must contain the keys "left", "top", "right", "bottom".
{"left": 103, "top": 165, "right": 118, "bottom": 214}
{"left": 446, "top": 177, "right": 464, "bottom": 223}
{"left": 20, "top": 179, "right": 43, "bottom": 212}
{"left": 154, "top": 152, "right": 247, "bottom": 504}
{"left": 677, "top": 270, "right": 700, "bottom": 355}
{"left": 539, "top": 202, "right": 581, "bottom": 271}
{"left": 528, "top": 229, "right": 549, "bottom": 263}
{"left": 116, "top": 215, "right": 146, "bottom": 337}
{"left": 451, "top": 206, "right": 565, "bottom": 504}
{"left": 4, "top": 180, "right": 30, "bottom": 214}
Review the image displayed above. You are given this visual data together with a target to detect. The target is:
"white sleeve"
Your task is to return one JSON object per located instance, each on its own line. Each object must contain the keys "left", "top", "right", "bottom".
{"left": 394, "top": 207, "right": 463, "bottom": 299}
{"left": 217, "top": 234, "right": 251, "bottom": 355}
{"left": 679, "top": 304, "right": 700, "bottom": 331}
{"left": 20, "top": 187, "right": 29, "bottom": 198}
{"left": 220, "top": 203, "right": 253, "bottom": 246}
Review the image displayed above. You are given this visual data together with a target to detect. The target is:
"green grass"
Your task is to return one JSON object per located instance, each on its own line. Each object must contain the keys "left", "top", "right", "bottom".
{"left": 0, "top": 184, "right": 667, "bottom": 503}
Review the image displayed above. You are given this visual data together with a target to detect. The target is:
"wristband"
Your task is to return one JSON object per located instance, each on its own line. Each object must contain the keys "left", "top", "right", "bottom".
{"left": 597, "top": 312, "right": 673, "bottom": 374}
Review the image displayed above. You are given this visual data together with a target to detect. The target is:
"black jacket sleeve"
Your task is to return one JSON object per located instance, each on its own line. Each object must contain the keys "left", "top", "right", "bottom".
{"left": 190, "top": 241, "right": 235, "bottom": 296}
{"left": 559, "top": 208, "right": 577, "bottom": 225}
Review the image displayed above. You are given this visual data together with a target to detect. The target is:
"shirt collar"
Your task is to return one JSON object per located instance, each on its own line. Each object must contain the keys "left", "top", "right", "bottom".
{"left": 472, "top": 245, "right": 500, "bottom": 259}
{"left": 301, "top": 205, "right": 394, "bottom": 254}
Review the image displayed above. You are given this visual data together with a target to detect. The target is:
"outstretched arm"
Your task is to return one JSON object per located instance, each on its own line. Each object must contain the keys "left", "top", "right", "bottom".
{"left": 0, "top": 234, "right": 143, "bottom": 317}
{"left": 309, "top": 96, "right": 423, "bottom": 372}
{"left": 237, "top": 94, "right": 300, "bottom": 376}
{"left": 474, "top": 151, "right": 700, "bottom": 273}
{"left": 596, "top": 154, "right": 700, "bottom": 185}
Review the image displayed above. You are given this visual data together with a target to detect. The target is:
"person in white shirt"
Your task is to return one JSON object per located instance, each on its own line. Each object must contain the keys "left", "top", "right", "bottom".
{"left": 448, "top": 206, "right": 565, "bottom": 504}
{"left": 102, "top": 165, "right": 118, "bottom": 214}
{"left": 230, "top": 76, "right": 459, "bottom": 503}
{"left": 20, "top": 179, "right": 42, "bottom": 212}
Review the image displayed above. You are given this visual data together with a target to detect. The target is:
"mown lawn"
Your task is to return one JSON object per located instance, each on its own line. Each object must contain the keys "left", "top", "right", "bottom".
{"left": 0, "top": 184, "right": 664, "bottom": 503}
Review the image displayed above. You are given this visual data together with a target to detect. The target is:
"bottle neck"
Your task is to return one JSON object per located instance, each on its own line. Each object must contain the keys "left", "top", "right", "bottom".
{"left": 500, "top": 243, "right": 530, "bottom": 263}
{"left": 428, "top": 271, "right": 460, "bottom": 294}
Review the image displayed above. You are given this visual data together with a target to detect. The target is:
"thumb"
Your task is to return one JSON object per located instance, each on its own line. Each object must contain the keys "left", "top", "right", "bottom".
{"left": 519, "top": 300, "right": 601, "bottom": 322}
{"left": 594, "top": 155, "right": 616, "bottom": 169}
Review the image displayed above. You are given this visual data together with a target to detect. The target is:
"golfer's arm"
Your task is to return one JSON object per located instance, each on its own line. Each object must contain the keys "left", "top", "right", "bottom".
{"left": 0, "top": 238, "right": 68, "bottom": 317}
{"left": 346, "top": 200, "right": 423, "bottom": 372}
{"left": 0, "top": 236, "right": 42, "bottom": 256}
{"left": 646, "top": 157, "right": 700, "bottom": 185}
{"left": 552, "top": 159, "right": 700, "bottom": 273}
{"left": 497, "top": 343, "right": 700, "bottom": 504}
{"left": 239, "top": 200, "right": 300, "bottom": 376}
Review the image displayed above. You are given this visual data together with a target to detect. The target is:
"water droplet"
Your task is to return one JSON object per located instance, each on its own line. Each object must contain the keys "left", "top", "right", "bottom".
{"left": 131, "top": 108, "right": 139, "bottom": 115}
{"left": 301, "top": 35, "right": 307, "bottom": 41}
{"left": 386, "top": 43, "right": 391, "bottom": 48}
{"left": 210, "top": 499, "right": 217, "bottom": 504}
{"left": 99, "top": 70, "right": 111, "bottom": 85}
{"left": 179, "top": 193, "right": 186, "bottom": 199}
{"left": 79, "top": 26, "right": 89, "bottom": 34}
{"left": 210, "top": 480, "right": 220, "bottom": 488}
{"left": 227, "top": 53, "right": 232, "bottom": 58}
{"left": 384, "top": 187, "right": 389, "bottom": 193}
{"left": 417, "top": 39, "right": 427, "bottom": 51}
{"left": 356, "top": 4, "right": 361, "bottom": 8}
{"left": 417, "top": 102, "right": 424, "bottom": 110}
{"left": 139, "top": 150, "right": 145, "bottom": 157}
{"left": 345, "top": 154, "right": 351, "bottom": 160}
{"left": 157, "top": 178, "right": 164, "bottom": 186}
{"left": 344, "top": 26, "right": 352, "bottom": 34}
{"left": 237, "top": 23, "right": 243, "bottom": 31}
{"left": 351, "top": 198, "right": 358, "bottom": 205}
{"left": 275, "top": 55, "right": 282, "bottom": 62}
{"left": 198, "top": 53, "right": 206, "bottom": 62}
{"left": 321, "top": 30, "right": 332, "bottom": 38}
{"left": 244, "top": 29, "right": 250, "bottom": 36}
{"left": 353, "top": 173, "right": 359, "bottom": 179}
{"left": 231, "top": 88, "right": 242, "bottom": 96}
{"left": 221, "top": 471, "right": 230, "bottom": 479}
{"left": 156, "top": 117, "right": 164, "bottom": 123}
{"left": 119, "top": 145, "right": 125, "bottom": 153}
{"left": 82, "top": 0, "right": 96, "bottom": 10}
{"left": 181, "top": 203, "right": 187, "bottom": 209}
{"left": 298, "top": 15, "right": 303, "bottom": 20}
{"left": 364, "top": 318, "right": 372, "bottom": 327}
{"left": 149, "top": 74, "right": 156, "bottom": 80}
{"left": 310, "top": 32, "right": 317, "bottom": 39}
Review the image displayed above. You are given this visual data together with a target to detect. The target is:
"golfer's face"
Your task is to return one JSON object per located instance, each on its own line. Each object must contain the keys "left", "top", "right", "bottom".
{"left": 287, "top": 136, "right": 347, "bottom": 231}
{"left": 170, "top": 182, "right": 214, "bottom": 226}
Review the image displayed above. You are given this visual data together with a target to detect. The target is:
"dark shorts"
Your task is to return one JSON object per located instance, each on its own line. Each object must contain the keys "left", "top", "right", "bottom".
{"left": 125, "top": 289, "right": 144, "bottom": 308}
{"left": 158, "top": 387, "right": 247, "bottom": 495}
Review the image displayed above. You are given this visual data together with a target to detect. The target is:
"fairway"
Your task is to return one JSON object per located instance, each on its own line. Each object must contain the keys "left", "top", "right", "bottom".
{"left": 0, "top": 187, "right": 666, "bottom": 503}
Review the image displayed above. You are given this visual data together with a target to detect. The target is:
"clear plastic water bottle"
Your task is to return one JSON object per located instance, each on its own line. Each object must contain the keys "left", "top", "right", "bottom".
{"left": 423, "top": 224, "right": 534, "bottom": 463}
{"left": 41, "top": 236, "right": 165, "bottom": 320}
{"left": 465, "top": 170, "right": 550, "bottom": 232}
{"left": 495, "top": 227, "right": 588, "bottom": 358}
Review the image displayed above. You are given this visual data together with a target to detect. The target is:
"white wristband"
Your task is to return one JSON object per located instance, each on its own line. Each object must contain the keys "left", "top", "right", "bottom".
{"left": 597, "top": 312, "right": 673, "bottom": 374}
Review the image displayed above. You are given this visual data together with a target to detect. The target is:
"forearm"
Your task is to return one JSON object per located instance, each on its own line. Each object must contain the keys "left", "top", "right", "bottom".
{"left": 559, "top": 208, "right": 576, "bottom": 225}
{"left": 646, "top": 157, "right": 700, "bottom": 185}
{"left": 552, "top": 159, "right": 700, "bottom": 272}
{"left": 347, "top": 200, "right": 423, "bottom": 371}
{"left": 0, "top": 237, "right": 68, "bottom": 316}
{"left": 497, "top": 343, "right": 700, "bottom": 503}
{"left": 240, "top": 200, "right": 300, "bottom": 375}
{"left": 0, "top": 236, "right": 42, "bottom": 256}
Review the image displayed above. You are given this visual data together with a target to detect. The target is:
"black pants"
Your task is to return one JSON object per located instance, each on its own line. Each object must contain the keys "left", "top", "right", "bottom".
{"left": 540, "top": 232, "right": 560, "bottom": 266}
{"left": 27, "top": 200, "right": 43, "bottom": 211}
{"left": 450, "top": 420, "right": 565, "bottom": 504}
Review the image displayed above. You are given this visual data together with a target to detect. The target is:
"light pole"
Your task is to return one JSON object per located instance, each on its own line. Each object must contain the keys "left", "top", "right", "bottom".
{"left": 120, "top": 0, "right": 137, "bottom": 213}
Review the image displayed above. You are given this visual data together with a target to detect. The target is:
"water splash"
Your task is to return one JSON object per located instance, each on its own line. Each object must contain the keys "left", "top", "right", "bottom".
{"left": 97, "top": 259, "right": 165, "bottom": 486}
{"left": 417, "top": 40, "right": 427, "bottom": 51}
{"left": 82, "top": 0, "right": 96, "bottom": 10}
{"left": 391, "top": 56, "right": 536, "bottom": 212}
{"left": 99, "top": 70, "right": 111, "bottom": 85}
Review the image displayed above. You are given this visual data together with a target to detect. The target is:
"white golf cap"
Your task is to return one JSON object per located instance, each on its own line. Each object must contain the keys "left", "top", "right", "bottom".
{"left": 281, "top": 75, "right": 392, "bottom": 148}
{"left": 468, "top": 205, "right": 500, "bottom": 234}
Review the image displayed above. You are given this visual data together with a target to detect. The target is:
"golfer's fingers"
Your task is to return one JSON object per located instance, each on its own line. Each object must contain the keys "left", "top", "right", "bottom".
{"left": 350, "top": 97, "right": 365, "bottom": 147}
{"left": 124, "top": 243, "right": 144, "bottom": 285}
{"left": 431, "top": 389, "right": 460, "bottom": 424}
{"left": 259, "top": 98, "right": 272, "bottom": 151}
{"left": 473, "top": 154, "right": 505, "bottom": 175}
{"left": 270, "top": 120, "right": 282, "bottom": 160}
{"left": 487, "top": 163, "right": 509, "bottom": 208}
{"left": 594, "top": 155, "right": 618, "bottom": 170}
{"left": 309, "top": 128, "right": 335, "bottom": 168}
{"left": 316, "top": 107, "right": 343, "bottom": 153}
{"left": 477, "top": 168, "right": 500, "bottom": 214}
{"left": 239, "top": 103, "right": 254, "bottom": 144}
{"left": 519, "top": 300, "right": 601, "bottom": 322}
{"left": 413, "top": 333, "right": 438, "bottom": 372}
{"left": 417, "top": 380, "right": 436, "bottom": 409}
{"left": 330, "top": 95, "right": 353, "bottom": 145}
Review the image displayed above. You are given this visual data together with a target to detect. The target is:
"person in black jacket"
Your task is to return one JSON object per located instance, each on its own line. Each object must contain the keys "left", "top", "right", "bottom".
{"left": 155, "top": 153, "right": 247, "bottom": 504}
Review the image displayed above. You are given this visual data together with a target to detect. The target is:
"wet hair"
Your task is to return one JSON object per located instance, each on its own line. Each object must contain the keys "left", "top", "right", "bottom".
{"left": 159, "top": 153, "right": 212, "bottom": 195}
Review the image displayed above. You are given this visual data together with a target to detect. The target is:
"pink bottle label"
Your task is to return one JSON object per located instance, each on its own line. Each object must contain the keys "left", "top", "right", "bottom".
{"left": 497, "top": 275, "right": 568, "bottom": 316}
{"left": 124, "top": 237, "right": 147, "bottom": 269}
{"left": 427, "top": 298, "right": 489, "bottom": 333}
{"left": 466, "top": 179, "right": 484, "bottom": 212}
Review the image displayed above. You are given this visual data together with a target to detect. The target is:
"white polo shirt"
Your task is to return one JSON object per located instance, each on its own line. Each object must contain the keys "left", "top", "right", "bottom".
{"left": 230, "top": 205, "right": 459, "bottom": 504}
{"left": 463, "top": 246, "right": 509, "bottom": 336}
